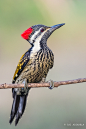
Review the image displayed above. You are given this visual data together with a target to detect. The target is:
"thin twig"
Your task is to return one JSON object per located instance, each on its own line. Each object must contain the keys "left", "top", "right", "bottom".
{"left": 0, "top": 78, "right": 86, "bottom": 89}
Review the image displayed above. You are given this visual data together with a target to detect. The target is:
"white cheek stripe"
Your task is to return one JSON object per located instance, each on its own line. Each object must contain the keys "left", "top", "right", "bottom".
{"left": 30, "top": 29, "right": 41, "bottom": 43}
{"left": 31, "top": 30, "right": 46, "bottom": 56}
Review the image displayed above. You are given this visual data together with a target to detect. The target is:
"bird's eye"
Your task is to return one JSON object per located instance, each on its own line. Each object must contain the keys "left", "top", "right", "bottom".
{"left": 41, "top": 28, "right": 44, "bottom": 32}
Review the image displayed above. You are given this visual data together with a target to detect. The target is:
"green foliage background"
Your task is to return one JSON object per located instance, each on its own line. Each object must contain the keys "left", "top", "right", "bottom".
{"left": 0, "top": 0, "right": 86, "bottom": 129}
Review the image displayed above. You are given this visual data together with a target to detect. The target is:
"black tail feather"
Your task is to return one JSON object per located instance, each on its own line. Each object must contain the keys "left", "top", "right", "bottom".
{"left": 9, "top": 91, "right": 20, "bottom": 124}
{"left": 15, "top": 95, "right": 27, "bottom": 126}
{"left": 9, "top": 88, "right": 30, "bottom": 125}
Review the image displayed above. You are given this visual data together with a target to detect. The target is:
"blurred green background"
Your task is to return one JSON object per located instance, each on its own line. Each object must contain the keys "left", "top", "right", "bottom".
{"left": 0, "top": 0, "right": 86, "bottom": 129}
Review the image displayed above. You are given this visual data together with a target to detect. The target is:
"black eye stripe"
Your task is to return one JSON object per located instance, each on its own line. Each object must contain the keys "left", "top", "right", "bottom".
{"left": 32, "top": 33, "right": 40, "bottom": 43}
{"left": 33, "top": 30, "right": 42, "bottom": 42}
{"left": 30, "top": 28, "right": 45, "bottom": 44}
{"left": 32, "top": 39, "right": 35, "bottom": 43}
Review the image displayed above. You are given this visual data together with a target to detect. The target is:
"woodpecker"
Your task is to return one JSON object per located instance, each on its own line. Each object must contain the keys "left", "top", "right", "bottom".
{"left": 9, "top": 23, "right": 65, "bottom": 126}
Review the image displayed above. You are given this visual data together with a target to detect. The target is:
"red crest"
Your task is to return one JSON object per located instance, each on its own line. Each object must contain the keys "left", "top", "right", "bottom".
{"left": 21, "top": 27, "right": 33, "bottom": 40}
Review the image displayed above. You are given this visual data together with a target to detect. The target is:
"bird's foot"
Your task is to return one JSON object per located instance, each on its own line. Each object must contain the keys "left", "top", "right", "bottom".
{"left": 21, "top": 79, "right": 28, "bottom": 95}
{"left": 41, "top": 78, "right": 54, "bottom": 90}
{"left": 16, "top": 79, "right": 28, "bottom": 95}
{"left": 40, "top": 77, "right": 46, "bottom": 83}
{"left": 48, "top": 80, "right": 54, "bottom": 90}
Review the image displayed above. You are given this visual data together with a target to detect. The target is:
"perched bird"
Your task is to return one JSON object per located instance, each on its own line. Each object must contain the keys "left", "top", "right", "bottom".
{"left": 9, "top": 23, "right": 65, "bottom": 126}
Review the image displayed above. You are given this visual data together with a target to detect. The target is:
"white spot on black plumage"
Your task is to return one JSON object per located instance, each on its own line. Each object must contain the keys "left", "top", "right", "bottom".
{"left": 16, "top": 74, "right": 18, "bottom": 77}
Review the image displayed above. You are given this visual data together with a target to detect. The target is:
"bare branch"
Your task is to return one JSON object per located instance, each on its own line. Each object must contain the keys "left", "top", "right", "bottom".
{"left": 0, "top": 78, "right": 86, "bottom": 89}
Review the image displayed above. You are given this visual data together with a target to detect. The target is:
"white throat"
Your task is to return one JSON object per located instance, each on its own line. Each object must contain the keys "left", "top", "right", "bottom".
{"left": 31, "top": 39, "right": 41, "bottom": 54}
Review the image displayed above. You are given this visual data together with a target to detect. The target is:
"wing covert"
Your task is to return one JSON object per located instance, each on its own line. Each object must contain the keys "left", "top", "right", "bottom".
{"left": 12, "top": 48, "right": 32, "bottom": 83}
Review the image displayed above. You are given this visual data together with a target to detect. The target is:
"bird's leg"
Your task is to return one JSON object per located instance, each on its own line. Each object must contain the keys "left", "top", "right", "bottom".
{"left": 41, "top": 78, "right": 54, "bottom": 90}
{"left": 16, "top": 79, "right": 28, "bottom": 95}
{"left": 48, "top": 80, "right": 54, "bottom": 90}
{"left": 40, "top": 77, "right": 46, "bottom": 83}
{"left": 21, "top": 78, "right": 28, "bottom": 95}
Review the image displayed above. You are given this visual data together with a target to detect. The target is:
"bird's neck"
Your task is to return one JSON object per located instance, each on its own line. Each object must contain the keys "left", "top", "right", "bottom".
{"left": 31, "top": 39, "right": 48, "bottom": 53}
{"left": 40, "top": 40, "right": 47, "bottom": 49}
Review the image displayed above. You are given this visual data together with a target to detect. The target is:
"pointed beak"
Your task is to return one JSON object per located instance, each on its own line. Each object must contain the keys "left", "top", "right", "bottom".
{"left": 49, "top": 23, "right": 65, "bottom": 34}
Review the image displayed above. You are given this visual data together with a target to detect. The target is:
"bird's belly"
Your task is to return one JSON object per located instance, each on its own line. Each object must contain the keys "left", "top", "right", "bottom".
{"left": 16, "top": 62, "right": 49, "bottom": 84}
{"left": 27, "top": 64, "right": 49, "bottom": 83}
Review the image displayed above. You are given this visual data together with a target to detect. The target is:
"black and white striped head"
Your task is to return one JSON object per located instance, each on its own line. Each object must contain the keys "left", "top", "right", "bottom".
{"left": 21, "top": 24, "right": 65, "bottom": 47}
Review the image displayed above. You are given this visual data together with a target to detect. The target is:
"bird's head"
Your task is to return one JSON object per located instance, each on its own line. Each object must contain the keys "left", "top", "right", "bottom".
{"left": 21, "top": 23, "right": 65, "bottom": 47}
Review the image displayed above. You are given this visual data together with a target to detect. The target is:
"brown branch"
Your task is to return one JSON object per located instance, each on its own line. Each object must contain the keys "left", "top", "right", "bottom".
{"left": 0, "top": 78, "right": 86, "bottom": 89}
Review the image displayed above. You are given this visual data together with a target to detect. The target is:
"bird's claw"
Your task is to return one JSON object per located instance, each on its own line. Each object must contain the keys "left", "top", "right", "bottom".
{"left": 48, "top": 80, "right": 54, "bottom": 90}
{"left": 21, "top": 79, "right": 28, "bottom": 95}
{"left": 40, "top": 78, "right": 54, "bottom": 90}
{"left": 16, "top": 79, "right": 28, "bottom": 95}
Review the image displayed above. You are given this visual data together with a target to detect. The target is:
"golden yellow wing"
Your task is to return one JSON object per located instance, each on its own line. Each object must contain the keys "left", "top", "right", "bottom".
{"left": 12, "top": 48, "right": 31, "bottom": 83}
